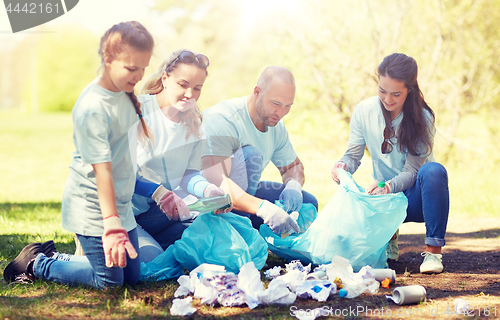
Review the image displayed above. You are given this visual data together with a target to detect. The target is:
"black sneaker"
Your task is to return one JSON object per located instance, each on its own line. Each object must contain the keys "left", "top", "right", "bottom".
{"left": 3, "top": 242, "right": 42, "bottom": 284}
{"left": 41, "top": 240, "right": 57, "bottom": 258}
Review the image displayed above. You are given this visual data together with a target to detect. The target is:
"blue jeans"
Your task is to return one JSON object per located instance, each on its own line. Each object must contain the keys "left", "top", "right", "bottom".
{"left": 229, "top": 145, "right": 319, "bottom": 229}
{"left": 135, "top": 202, "right": 194, "bottom": 251}
{"left": 403, "top": 162, "right": 449, "bottom": 247}
{"left": 136, "top": 224, "right": 164, "bottom": 263}
{"left": 33, "top": 228, "right": 140, "bottom": 289}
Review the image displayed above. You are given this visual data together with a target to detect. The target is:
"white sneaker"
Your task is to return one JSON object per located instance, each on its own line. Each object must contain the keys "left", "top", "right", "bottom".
{"left": 420, "top": 251, "right": 443, "bottom": 274}
{"left": 386, "top": 229, "right": 399, "bottom": 261}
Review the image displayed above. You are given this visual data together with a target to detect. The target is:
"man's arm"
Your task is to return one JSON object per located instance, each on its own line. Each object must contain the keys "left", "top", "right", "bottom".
{"left": 277, "top": 156, "right": 305, "bottom": 212}
{"left": 202, "top": 155, "right": 262, "bottom": 214}
{"left": 278, "top": 156, "right": 305, "bottom": 186}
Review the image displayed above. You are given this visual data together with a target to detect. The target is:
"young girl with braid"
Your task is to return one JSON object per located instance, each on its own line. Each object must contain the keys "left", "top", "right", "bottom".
{"left": 4, "top": 21, "right": 154, "bottom": 289}
{"left": 130, "top": 49, "right": 231, "bottom": 262}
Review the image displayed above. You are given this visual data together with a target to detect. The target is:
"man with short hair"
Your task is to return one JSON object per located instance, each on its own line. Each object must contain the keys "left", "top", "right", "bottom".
{"left": 201, "top": 66, "right": 318, "bottom": 235}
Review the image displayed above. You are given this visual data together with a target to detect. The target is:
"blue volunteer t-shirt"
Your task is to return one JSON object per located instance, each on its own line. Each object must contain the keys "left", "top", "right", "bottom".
{"left": 130, "top": 94, "right": 204, "bottom": 215}
{"left": 201, "top": 96, "right": 297, "bottom": 169}
{"left": 62, "top": 80, "right": 137, "bottom": 236}
{"left": 347, "top": 96, "right": 434, "bottom": 182}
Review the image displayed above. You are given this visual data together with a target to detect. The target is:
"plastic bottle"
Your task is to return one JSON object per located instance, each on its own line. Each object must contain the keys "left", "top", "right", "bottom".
{"left": 187, "top": 194, "right": 232, "bottom": 213}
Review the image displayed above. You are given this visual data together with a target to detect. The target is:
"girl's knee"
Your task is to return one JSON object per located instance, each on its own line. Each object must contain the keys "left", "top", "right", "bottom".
{"left": 420, "top": 162, "right": 447, "bottom": 180}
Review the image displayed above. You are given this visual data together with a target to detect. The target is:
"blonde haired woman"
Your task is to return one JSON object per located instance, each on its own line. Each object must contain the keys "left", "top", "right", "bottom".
{"left": 131, "top": 49, "right": 229, "bottom": 261}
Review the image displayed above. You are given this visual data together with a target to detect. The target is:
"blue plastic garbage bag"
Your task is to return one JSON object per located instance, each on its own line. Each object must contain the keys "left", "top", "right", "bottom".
{"left": 173, "top": 212, "right": 268, "bottom": 274}
{"left": 140, "top": 245, "right": 184, "bottom": 282}
{"left": 260, "top": 169, "right": 407, "bottom": 271}
{"left": 275, "top": 200, "right": 317, "bottom": 233}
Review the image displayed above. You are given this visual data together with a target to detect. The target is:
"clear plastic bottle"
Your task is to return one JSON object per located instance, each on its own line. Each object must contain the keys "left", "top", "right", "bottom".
{"left": 187, "top": 194, "right": 232, "bottom": 213}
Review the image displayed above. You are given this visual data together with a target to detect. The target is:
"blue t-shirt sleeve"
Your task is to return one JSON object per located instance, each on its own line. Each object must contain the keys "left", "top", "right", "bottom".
{"left": 347, "top": 105, "right": 367, "bottom": 146}
{"left": 201, "top": 113, "right": 240, "bottom": 158}
{"left": 134, "top": 176, "right": 160, "bottom": 198}
{"left": 271, "top": 123, "right": 297, "bottom": 168}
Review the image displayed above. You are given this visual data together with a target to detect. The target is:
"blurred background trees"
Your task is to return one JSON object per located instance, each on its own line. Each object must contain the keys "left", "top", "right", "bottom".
{"left": 1, "top": 0, "right": 498, "bottom": 212}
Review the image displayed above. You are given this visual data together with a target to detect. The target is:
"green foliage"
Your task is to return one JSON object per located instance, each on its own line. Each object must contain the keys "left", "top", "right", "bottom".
{"left": 34, "top": 27, "right": 99, "bottom": 112}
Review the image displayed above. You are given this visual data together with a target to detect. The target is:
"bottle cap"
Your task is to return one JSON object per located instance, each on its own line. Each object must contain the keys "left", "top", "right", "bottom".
{"left": 378, "top": 181, "right": 385, "bottom": 188}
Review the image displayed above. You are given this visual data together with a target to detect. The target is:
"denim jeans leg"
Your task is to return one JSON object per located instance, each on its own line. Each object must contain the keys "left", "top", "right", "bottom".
{"left": 136, "top": 203, "right": 193, "bottom": 250}
{"left": 404, "top": 162, "right": 449, "bottom": 247}
{"left": 136, "top": 224, "right": 164, "bottom": 263}
{"left": 33, "top": 228, "right": 140, "bottom": 289}
{"left": 229, "top": 145, "right": 263, "bottom": 196}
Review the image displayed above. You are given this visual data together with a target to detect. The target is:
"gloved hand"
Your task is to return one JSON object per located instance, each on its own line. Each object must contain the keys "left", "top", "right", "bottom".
{"left": 256, "top": 200, "right": 300, "bottom": 235}
{"left": 102, "top": 215, "right": 137, "bottom": 268}
{"left": 203, "top": 184, "right": 232, "bottom": 214}
{"left": 331, "top": 162, "right": 347, "bottom": 184}
{"left": 366, "top": 181, "right": 392, "bottom": 195}
{"left": 279, "top": 179, "right": 303, "bottom": 213}
{"left": 152, "top": 185, "right": 190, "bottom": 221}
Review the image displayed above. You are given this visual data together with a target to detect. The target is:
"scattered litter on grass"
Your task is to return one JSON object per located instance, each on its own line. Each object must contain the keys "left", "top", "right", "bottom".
{"left": 170, "top": 296, "right": 196, "bottom": 316}
{"left": 170, "top": 256, "right": 404, "bottom": 317}
{"left": 263, "top": 265, "right": 282, "bottom": 279}
{"left": 381, "top": 278, "right": 392, "bottom": 288}
{"left": 454, "top": 298, "right": 471, "bottom": 314}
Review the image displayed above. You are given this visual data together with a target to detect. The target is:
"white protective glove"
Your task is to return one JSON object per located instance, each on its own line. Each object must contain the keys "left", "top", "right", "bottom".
{"left": 279, "top": 179, "right": 303, "bottom": 213}
{"left": 152, "top": 185, "right": 190, "bottom": 221}
{"left": 256, "top": 200, "right": 300, "bottom": 235}
{"left": 102, "top": 215, "right": 137, "bottom": 268}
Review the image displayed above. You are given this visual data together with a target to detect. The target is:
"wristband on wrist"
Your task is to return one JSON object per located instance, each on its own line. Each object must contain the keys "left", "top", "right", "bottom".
{"left": 103, "top": 214, "right": 120, "bottom": 220}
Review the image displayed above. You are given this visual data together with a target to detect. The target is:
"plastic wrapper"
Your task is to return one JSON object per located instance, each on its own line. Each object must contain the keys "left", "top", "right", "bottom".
{"left": 170, "top": 297, "right": 197, "bottom": 316}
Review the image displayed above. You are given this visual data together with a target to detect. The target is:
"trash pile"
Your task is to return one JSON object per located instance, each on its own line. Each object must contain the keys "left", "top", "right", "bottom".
{"left": 170, "top": 255, "right": 386, "bottom": 316}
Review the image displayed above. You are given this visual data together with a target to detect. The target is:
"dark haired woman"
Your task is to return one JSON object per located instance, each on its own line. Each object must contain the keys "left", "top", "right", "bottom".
{"left": 331, "top": 53, "right": 449, "bottom": 274}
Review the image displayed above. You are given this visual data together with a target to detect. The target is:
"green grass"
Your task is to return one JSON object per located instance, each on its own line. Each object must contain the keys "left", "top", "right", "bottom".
{"left": 1, "top": 110, "right": 499, "bottom": 319}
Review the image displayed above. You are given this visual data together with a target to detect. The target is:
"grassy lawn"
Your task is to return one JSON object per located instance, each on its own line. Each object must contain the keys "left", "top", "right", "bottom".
{"left": 0, "top": 111, "right": 498, "bottom": 319}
